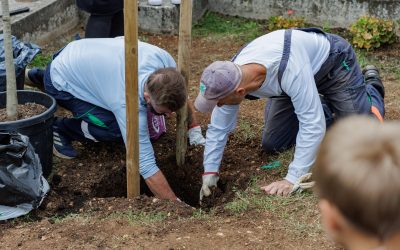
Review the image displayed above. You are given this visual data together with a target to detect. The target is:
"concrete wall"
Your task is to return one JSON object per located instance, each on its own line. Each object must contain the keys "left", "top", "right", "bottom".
{"left": 208, "top": 0, "right": 400, "bottom": 28}
{"left": 10, "top": 0, "right": 79, "bottom": 45}
{"left": 138, "top": 0, "right": 208, "bottom": 34}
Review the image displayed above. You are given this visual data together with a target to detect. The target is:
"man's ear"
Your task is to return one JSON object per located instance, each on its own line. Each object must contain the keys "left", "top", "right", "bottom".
{"left": 144, "top": 92, "right": 151, "bottom": 103}
{"left": 235, "top": 87, "right": 246, "bottom": 96}
{"left": 319, "top": 199, "right": 345, "bottom": 239}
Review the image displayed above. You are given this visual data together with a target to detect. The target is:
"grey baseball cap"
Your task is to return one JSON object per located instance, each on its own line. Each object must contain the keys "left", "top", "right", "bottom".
{"left": 194, "top": 61, "right": 242, "bottom": 113}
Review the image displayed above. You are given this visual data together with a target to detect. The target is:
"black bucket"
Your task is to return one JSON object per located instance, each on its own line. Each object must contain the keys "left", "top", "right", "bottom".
{"left": 0, "top": 90, "right": 57, "bottom": 177}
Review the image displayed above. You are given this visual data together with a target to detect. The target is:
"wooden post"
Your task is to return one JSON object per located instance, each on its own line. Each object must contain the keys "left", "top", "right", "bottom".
{"left": 124, "top": 0, "right": 140, "bottom": 198}
{"left": 176, "top": 0, "right": 193, "bottom": 166}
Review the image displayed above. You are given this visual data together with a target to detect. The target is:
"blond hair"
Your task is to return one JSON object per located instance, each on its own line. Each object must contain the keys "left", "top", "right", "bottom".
{"left": 314, "top": 116, "right": 400, "bottom": 239}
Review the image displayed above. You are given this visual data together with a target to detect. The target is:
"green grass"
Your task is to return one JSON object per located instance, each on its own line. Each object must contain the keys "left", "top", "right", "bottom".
{"left": 224, "top": 190, "right": 250, "bottom": 213}
{"left": 110, "top": 210, "right": 167, "bottom": 225}
{"left": 192, "top": 208, "right": 212, "bottom": 220}
{"left": 29, "top": 53, "right": 52, "bottom": 68}
{"left": 394, "top": 67, "right": 400, "bottom": 80}
{"left": 234, "top": 119, "right": 261, "bottom": 141}
{"left": 193, "top": 11, "right": 264, "bottom": 41}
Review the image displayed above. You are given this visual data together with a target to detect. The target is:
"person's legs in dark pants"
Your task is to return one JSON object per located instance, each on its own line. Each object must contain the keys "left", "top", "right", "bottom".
{"left": 261, "top": 97, "right": 299, "bottom": 153}
{"left": 85, "top": 14, "right": 113, "bottom": 38}
{"left": 85, "top": 10, "right": 124, "bottom": 38}
{"left": 109, "top": 10, "right": 124, "bottom": 37}
{"left": 316, "top": 34, "right": 384, "bottom": 122}
{"left": 52, "top": 97, "right": 122, "bottom": 159}
{"left": 261, "top": 95, "right": 335, "bottom": 153}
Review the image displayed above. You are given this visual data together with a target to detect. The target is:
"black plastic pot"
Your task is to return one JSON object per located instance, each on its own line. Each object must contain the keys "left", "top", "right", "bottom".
{"left": 0, "top": 90, "right": 57, "bottom": 177}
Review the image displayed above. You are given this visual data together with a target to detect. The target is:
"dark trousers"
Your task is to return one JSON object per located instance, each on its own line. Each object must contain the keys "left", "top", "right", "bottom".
{"left": 262, "top": 34, "right": 385, "bottom": 153}
{"left": 85, "top": 10, "right": 124, "bottom": 38}
{"left": 44, "top": 62, "right": 122, "bottom": 143}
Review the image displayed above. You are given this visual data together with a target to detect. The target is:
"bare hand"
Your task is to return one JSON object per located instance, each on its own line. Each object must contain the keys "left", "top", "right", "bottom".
{"left": 260, "top": 179, "right": 293, "bottom": 196}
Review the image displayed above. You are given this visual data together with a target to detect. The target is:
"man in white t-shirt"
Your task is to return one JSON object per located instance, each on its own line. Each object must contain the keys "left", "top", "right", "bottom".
{"left": 27, "top": 38, "right": 204, "bottom": 201}
{"left": 194, "top": 28, "right": 385, "bottom": 199}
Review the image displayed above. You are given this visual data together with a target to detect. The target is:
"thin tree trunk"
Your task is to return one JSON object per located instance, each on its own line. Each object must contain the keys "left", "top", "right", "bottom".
{"left": 1, "top": 0, "right": 18, "bottom": 120}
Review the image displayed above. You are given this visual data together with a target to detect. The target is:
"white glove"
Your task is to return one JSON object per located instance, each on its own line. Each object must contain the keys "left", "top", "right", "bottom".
{"left": 188, "top": 126, "right": 206, "bottom": 146}
{"left": 289, "top": 173, "right": 315, "bottom": 195}
{"left": 200, "top": 173, "right": 220, "bottom": 202}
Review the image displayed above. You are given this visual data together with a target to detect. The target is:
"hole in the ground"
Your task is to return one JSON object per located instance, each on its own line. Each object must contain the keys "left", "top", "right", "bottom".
{"left": 91, "top": 154, "right": 208, "bottom": 207}
{"left": 45, "top": 128, "right": 259, "bottom": 215}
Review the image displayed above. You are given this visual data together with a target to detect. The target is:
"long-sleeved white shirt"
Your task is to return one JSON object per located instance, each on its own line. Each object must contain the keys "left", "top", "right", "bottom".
{"left": 204, "top": 30, "right": 330, "bottom": 183}
{"left": 50, "top": 37, "right": 176, "bottom": 179}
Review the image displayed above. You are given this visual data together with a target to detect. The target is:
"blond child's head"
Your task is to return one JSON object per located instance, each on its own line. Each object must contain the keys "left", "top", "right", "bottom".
{"left": 314, "top": 116, "right": 400, "bottom": 249}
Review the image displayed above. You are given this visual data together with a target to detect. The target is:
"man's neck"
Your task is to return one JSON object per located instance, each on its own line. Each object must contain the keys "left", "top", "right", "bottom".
{"left": 346, "top": 234, "right": 400, "bottom": 250}
{"left": 240, "top": 63, "right": 266, "bottom": 92}
{"left": 342, "top": 229, "right": 381, "bottom": 250}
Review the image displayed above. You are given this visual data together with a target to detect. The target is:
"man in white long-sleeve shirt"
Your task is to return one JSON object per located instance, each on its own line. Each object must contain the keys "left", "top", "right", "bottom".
{"left": 29, "top": 38, "right": 204, "bottom": 201}
{"left": 194, "top": 28, "right": 385, "bottom": 198}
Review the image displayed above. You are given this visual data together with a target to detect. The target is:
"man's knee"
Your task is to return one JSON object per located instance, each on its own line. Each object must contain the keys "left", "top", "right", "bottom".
{"left": 262, "top": 136, "right": 284, "bottom": 154}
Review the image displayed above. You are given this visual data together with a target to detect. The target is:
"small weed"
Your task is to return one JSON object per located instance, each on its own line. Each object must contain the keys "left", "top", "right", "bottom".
{"left": 50, "top": 213, "right": 89, "bottom": 224}
{"left": 355, "top": 49, "right": 369, "bottom": 69}
{"left": 11, "top": 213, "right": 38, "bottom": 224}
{"left": 29, "top": 53, "right": 52, "bottom": 68}
{"left": 192, "top": 208, "right": 211, "bottom": 220}
{"left": 139, "top": 35, "right": 149, "bottom": 43}
{"left": 224, "top": 199, "right": 249, "bottom": 214}
{"left": 322, "top": 21, "right": 332, "bottom": 33}
{"left": 235, "top": 119, "right": 260, "bottom": 142}
{"left": 111, "top": 210, "right": 167, "bottom": 225}
{"left": 395, "top": 68, "right": 400, "bottom": 80}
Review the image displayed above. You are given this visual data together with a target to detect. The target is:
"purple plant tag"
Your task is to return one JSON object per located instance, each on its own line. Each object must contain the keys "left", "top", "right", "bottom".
{"left": 147, "top": 109, "right": 167, "bottom": 141}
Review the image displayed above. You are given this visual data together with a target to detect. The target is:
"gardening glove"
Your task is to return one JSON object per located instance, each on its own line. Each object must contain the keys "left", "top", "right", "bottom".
{"left": 188, "top": 126, "right": 206, "bottom": 146}
{"left": 289, "top": 173, "right": 315, "bottom": 195}
{"left": 199, "top": 173, "right": 220, "bottom": 202}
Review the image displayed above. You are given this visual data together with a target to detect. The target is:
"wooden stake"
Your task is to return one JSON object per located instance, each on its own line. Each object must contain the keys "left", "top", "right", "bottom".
{"left": 176, "top": 0, "right": 193, "bottom": 166}
{"left": 124, "top": 0, "right": 140, "bottom": 198}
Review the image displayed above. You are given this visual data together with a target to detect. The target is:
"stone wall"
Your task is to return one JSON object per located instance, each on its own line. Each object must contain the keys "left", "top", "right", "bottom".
{"left": 208, "top": 0, "right": 400, "bottom": 28}
{"left": 138, "top": 0, "right": 208, "bottom": 34}
{"left": 1, "top": 0, "right": 79, "bottom": 44}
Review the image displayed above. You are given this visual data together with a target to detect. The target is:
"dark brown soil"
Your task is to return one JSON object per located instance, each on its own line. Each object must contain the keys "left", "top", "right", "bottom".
{"left": 0, "top": 103, "right": 47, "bottom": 122}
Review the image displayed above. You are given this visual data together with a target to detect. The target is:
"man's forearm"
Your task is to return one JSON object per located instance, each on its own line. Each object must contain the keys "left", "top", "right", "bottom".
{"left": 145, "top": 170, "right": 177, "bottom": 200}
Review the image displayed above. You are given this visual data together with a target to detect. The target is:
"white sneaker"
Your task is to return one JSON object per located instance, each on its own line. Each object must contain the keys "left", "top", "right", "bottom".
{"left": 148, "top": 0, "right": 162, "bottom": 5}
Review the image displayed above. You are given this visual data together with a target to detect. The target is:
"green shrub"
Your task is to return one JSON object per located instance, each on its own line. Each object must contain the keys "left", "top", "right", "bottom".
{"left": 268, "top": 16, "right": 305, "bottom": 31}
{"left": 350, "top": 16, "right": 397, "bottom": 50}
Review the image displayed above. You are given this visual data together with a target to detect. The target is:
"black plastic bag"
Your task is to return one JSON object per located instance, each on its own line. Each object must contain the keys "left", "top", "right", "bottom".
{"left": 0, "top": 132, "right": 49, "bottom": 208}
{"left": 0, "top": 35, "right": 41, "bottom": 91}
